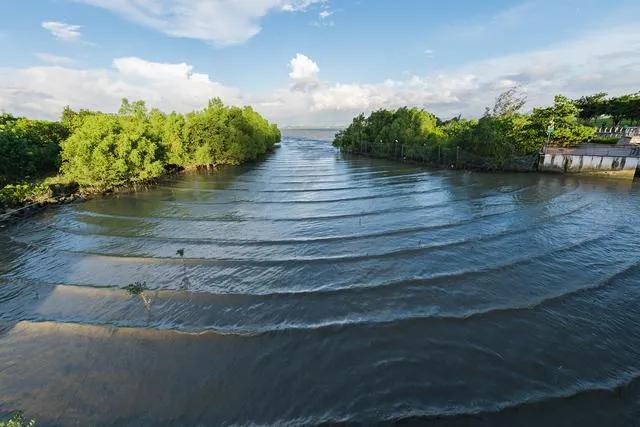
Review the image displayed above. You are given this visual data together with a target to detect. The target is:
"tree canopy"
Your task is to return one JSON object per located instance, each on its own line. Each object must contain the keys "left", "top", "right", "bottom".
{"left": 334, "top": 90, "right": 596, "bottom": 169}
{"left": 0, "top": 114, "right": 68, "bottom": 186}
{"left": 60, "top": 98, "right": 280, "bottom": 188}
{"left": 574, "top": 92, "right": 640, "bottom": 126}
{"left": 0, "top": 98, "right": 280, "bottom": 192}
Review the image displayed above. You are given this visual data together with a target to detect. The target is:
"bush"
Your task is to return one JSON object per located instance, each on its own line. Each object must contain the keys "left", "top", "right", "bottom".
{"left": 0, "top": 412, "right": 35, "bottom": 427}
{"left": 525, "top": 95, "right": 595, "bottom": 146}
{"left": 0, "top": 115, "right": 68, "bottom": 186}
{"left": 0, "top": 183, "right": 49, "bottom": 209}
{"left": 181, "top": 99, "right": 280, "bottom": 166}
{"left": 589, "top": 136, "right": 619, "bottom": 145}
{"left": 60, "top": 98, "right": 280, "bottom": 188}
{"left": 334, "top": 91, "right": 598, "bottom": 167}
{"left": 61, "top": 110, "right": 165, "bottom": 188}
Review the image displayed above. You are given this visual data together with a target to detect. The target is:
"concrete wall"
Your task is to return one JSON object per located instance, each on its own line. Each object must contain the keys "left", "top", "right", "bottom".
{"left": 539, "top": 146, "right": 639, "bottom": 179}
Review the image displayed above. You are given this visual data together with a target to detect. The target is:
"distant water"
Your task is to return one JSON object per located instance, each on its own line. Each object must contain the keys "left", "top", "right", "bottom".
{"left": 281, "top": 128, "right": 340, "bottom": 141}
{"left": 1, "top": 130, "right": 640, "bottom": 426}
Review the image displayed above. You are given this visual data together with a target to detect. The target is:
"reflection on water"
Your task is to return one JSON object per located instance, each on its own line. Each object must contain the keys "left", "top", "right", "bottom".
{"left": 1, "top": 131, "right": 640, "bottom": 425}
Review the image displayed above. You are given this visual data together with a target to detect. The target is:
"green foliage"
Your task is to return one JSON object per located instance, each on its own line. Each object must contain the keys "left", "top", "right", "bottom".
{"left": 334, "top": 90, "right": 596, "bottom": 168}
{"left": 456, "top": 116, "right": 517, "bottom": 167}
{"left": 124, "top": 281, "right": 148, "bottom": 296}
{"left": 525, "top": 95, "right": 595, "bottom": 146}
{"left": 575, "top": 92, "right": 609, "bottom": 121}
{"left": 60, "top": 106, "right": 98, "bottom": 131}
{"left": 60, "top": 98, "right": 280, "bottom": 188}
{"left": 607, "top": 93, "right": 640, "bottom": 125}
{"left": 61, "top": 105, "right": 165, "bottom": 188}
{"left": 0, "top": 114, "right": 68, "bottom": 186}
{"left": 0, "top": 98, "right": 279, "bottom": 208}
{"left": 181, "top": 99, "right": 280, "bottom": 167}
{"left": 124, "top": 281, "right": 153, "bottom": 309}
{"left": 589, "top": 136, "right": 620, "bottom": 145}
{"left": 575, "top": 92, "right": 640, "bottom": 126}
{"left": 486, "top": 87, "right": 527, "bottom": 117}
{"left": 334, "top": 107, "right": 443, "bottom": 155}
{"left": 0, "top": 183, "right": 49, "bottom": 209}
{"left": 0, "top": 411, "right": 36, "bottom": 427}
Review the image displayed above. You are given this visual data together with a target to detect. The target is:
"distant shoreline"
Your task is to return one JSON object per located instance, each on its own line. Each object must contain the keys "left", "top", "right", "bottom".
{"left": 281, "top": 127, "right": 344, "bottom": 131}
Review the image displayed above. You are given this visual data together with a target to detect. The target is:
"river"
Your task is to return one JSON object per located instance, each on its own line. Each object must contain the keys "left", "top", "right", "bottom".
{"left": 1, "top": 130, "right": 640, "bottom": 425}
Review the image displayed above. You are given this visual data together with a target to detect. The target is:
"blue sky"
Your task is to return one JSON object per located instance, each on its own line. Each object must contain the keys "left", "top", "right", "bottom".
{"left": 1, "top": 0, "right": 639, "bottom": 125}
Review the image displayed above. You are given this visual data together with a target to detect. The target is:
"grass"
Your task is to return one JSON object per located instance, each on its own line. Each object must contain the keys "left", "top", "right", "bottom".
{"left": 0, "top": 175, "right": 80, "bottom": 211}
{"left": 0, "top": 412, "right": 35, "bottom": 427}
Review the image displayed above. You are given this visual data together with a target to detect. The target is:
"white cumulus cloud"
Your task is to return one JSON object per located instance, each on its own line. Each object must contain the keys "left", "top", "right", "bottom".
{"left": 0, "top": 57, "right": 241, "bottom": 119}
{"left": 2, "top": 25, "right": 640, "bottom": 126}
{"left": 289, "top": 53, "right": 320, "bottom": 82}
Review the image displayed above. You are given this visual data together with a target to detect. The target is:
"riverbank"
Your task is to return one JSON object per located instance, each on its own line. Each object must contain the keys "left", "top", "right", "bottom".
{"left": 0, "top": 166, "right": 186, "bottom": 225}
{"left": 0, "top": 98, "right": 281, "bottom": 226}
{"left": 339, "top": 146, "right": 540, "bottom": 173}
{"left": 0, "top": 134, "right": 281, "bottom": 226}
{"left": 339, "top": 143, "right": 640, "bottom": 180}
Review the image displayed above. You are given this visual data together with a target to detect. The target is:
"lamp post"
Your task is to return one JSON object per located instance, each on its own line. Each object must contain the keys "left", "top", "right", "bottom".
{"left": 545, "top": 119, "right": 555, "bottom": 152}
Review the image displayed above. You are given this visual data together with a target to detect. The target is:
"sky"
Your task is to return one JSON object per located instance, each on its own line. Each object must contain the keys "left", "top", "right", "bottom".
{"left": 1, "top": 0, "right": 639, "bottom": 126}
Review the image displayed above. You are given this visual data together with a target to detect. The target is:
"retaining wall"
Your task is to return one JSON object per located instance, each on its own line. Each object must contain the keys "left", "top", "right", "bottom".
{"left": 539, "top": 144, "right": 640, "bottom": 179}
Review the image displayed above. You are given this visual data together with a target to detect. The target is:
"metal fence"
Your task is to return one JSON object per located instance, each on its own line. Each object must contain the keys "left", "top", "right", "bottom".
{"left": 339, "top": 141, "right": 538, "bottom": 171}
{"left": 596, "top": 127, "right": 640, "bottom": 137}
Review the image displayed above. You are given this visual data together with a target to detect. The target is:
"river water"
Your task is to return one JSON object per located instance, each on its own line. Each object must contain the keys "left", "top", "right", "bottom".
{"left": 1, "top": 131, "right": 640, "bottom": 426}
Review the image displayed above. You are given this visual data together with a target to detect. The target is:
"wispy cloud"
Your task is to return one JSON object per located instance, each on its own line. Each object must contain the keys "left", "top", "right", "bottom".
{"left": 74, "top": 0, "right": 328, "bottom": 46}
{"left": 311, "top": 7, "right": 335, "bottom": 27}
{"left": 35, "top": 53, "right": 75, "bottom": 66}
{"left": 41, "top": 21, "right": 82, "bottom": 41}
{"left": 281, "top": 0, "right": 327, "bottom": 12}
{"left": 439, "top": 1, "right": 535, "bottom": 41}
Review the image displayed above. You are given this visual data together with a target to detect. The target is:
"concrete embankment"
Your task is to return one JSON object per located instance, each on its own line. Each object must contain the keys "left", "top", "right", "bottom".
{"left": 539, "top": 144, "right": 640, "bottom": 179}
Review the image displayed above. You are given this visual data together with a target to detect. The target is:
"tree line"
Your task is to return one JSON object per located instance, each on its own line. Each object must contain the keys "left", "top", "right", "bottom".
{"left": 333, "top": 90, "right": 596, "bottom": 170}
{"left": 0, "top": 98, "right": 280, "bottom": 208}
{"left": 574, "top": 92, "right": 640, "bottom": 126}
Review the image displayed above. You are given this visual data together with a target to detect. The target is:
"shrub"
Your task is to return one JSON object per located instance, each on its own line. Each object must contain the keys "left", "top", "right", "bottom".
{"left": 0, "top": 183, "right": 49, "bottom": 209}
{"left": 334, "top": 91, "right": 599, "bottom": 166}
{"left": 60, "top": 99, "right": 280, "bottom": 188}
{"left": 0, "top": 115, "right": 68, "bottom": 186}
{"left": 60, "top": 110, "right": 165, "bottom": 188}
{"left": 0, "top": 411, "right": 35, "bottom": 427}
{"left": 589, "top": 136, "right": 620, "bottom": 145}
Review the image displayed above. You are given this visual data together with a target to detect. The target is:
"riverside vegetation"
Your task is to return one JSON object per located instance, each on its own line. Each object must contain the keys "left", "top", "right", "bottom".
{"left": 0, "top": 411, "right": 35, "bottom": 427}
{"left": 333, "top": 90, "right": 640, "bottom": 170}
{"left": 0, "top": 98, "right": 280, "bottom": 210}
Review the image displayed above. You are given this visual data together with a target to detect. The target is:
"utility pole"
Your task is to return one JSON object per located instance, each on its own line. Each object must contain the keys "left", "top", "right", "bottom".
{"left": 545, "top": 119, "right": 555, "bottom": 153}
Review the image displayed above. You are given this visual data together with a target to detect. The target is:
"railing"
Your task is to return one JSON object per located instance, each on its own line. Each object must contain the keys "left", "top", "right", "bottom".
{"left": 340, "top": 141, "right": 538, "bottom": 170}
{"left": 596, "top": 127, "right": 640, "bottom": 137}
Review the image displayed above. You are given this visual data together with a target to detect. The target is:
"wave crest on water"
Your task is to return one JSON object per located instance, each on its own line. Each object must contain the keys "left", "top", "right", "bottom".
{"left": 2, "top": 138, "right": 640, "bottom": 425}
